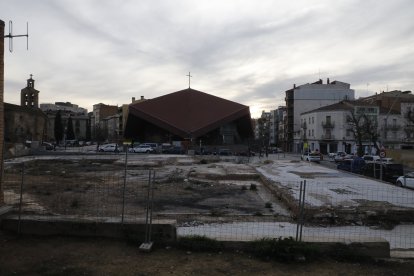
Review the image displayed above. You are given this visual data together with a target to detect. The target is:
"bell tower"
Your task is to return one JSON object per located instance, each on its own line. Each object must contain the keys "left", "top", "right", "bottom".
{"left": 20, "top": 74, "right": 39, "bottom": 108}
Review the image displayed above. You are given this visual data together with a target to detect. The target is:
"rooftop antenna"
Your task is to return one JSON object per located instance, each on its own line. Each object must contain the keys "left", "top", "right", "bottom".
{"left": 3, "top": 21, "right": 29, "bottom": 52}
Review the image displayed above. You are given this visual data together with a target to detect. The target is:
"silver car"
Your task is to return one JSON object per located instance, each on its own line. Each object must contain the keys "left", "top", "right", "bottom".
{"left": 130, "top": 145, "right": 154, "bottom": 153}
{"left": 396, "top": 172, "right": 414, "bottom": 189}
{"left": 99, "top": 144, "right": 119, "bottom": 152}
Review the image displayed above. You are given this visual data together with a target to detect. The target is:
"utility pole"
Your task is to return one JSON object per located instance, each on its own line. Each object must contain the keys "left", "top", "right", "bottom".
{"left": 1, "top": 20, "right": 29, "bottom": 204}
{"left": 0, "top": 20, "right": 5, "bottom": 204}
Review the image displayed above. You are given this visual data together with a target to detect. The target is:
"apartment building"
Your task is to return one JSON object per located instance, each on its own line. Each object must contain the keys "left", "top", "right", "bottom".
{"left": 285, "top": 79, "right": 355, "bottom": 152}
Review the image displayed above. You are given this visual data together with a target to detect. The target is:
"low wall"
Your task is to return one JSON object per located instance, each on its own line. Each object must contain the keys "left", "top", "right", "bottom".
{"left": 1, "top": 215, "right": 177, "bottom": 243}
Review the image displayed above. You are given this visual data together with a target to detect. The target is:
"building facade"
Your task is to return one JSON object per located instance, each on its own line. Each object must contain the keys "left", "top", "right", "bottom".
{"left": 300, "top": 100, "right": 408, "bottom": 154}
{"left": 285, "top": 79, "right": 355, "bottom": 153}
{"left": 40, "top": 102, "right": 89, "bottom": 142}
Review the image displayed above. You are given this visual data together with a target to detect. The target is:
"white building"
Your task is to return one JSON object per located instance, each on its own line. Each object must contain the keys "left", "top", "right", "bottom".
{"left": 300, "top": 100, "right": 407, "bottom": 154}
{"left": 285, "top": 79, "right": 355, "bottom": 153}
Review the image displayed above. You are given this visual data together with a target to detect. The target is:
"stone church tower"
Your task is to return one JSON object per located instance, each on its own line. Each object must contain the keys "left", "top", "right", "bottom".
{"left": 20, "top": 74, "right": 39, "bottom": 108}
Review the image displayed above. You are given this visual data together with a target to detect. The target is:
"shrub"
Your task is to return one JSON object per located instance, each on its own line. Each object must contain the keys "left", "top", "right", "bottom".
{"left": 247, "top": 237, "right": 319, "bottom": 262}
{"left": 249, "top": 183, "right": 257, "bottom": 190}
{"left": 177, "top": 235, "right": 224, "bottom": 252}
{"left": 265, "top": 202, "right": 272, "bottom": 208}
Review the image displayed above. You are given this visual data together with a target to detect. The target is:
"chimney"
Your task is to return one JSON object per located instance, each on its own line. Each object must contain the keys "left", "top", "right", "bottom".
{"left": 327, "top": 78, "right": 330, "bottom": 84}
{"left": 132, "top": 97, "right": 135, "bottom": 102}
{"left": 293, "top": 84, "right": 296, "bottom": 89}
{"left": 141, "top": 96, "right": 144, "bottom": 100}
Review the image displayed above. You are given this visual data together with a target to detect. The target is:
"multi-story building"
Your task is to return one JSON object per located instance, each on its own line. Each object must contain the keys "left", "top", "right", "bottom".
{"left": 268, "top": 107, "right": 286, "bottom": 148}
{"left": 401, "top": 102, "right": 414, "bottom": 149}
{"left": 93, "top": 97, "right": 147, "bottom": 143}
{"left": 40, "top": 102, "right": 89, "bottom": 142}
{"left": 91, "top": 103, "right": 118, "bottom": 141}
{"left": 285, "top": 79, "right": 355, "bottom": 152}
{"left": 300, "top": 100, "right": 408, "bottom": 154}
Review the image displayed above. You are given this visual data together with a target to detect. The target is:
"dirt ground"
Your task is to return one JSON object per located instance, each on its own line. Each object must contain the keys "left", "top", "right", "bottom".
{"left": 3, "top": 157, "right": 283, "bottom": 223}
{"left": 2, "top": 156, "right": 414, "bottom": 275}
{"left": 0, "top": 231, "right": 413, "bottom": 276}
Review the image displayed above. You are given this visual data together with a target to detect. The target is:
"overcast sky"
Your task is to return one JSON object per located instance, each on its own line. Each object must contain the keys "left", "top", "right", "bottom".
{"left": 1, "top": 0, "right": 413, "bottom": 117}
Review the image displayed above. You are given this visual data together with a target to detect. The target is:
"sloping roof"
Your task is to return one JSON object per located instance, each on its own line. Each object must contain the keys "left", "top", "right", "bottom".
{"left": 126, "top": 88, "right": 252, "bottom": 138}
{"left": 301, "top": 100, "right": 399, "bottom": 115}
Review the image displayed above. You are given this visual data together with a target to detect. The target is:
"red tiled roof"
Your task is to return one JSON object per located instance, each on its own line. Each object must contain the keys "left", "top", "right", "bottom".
{"left": 127, "top": 88, "right": 251, "bottom": 138}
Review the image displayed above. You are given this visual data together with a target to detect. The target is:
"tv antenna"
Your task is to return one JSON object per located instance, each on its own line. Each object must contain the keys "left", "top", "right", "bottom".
{"left": 3, "top": 21, "right": 29, "bottom": 52}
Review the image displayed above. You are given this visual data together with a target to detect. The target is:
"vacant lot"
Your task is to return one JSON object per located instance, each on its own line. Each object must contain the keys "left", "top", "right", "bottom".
{"left": 3, "top": 155, "right": 285, "bottom": 224}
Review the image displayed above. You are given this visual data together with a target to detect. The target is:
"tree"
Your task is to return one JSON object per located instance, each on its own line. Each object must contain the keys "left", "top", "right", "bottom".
{"left": 362, "top": 113, "right": 380, "bottom": 153}
{"left": 66, "top": 116, "right": 75, "bottom": 140}
{"left": 346, "top": 108, "right": 379, "bottom": 156}
{"left": 54, "top": 110, "right": 63, "bottom": 144}
{"left": 346, "top": 111, "right": 365, "bottom": 156}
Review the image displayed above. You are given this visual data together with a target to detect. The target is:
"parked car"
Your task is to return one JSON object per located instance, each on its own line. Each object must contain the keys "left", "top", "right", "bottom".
{"left": 396, "top": 172, "right": 414, "bottom": 189}
{"left": 328, "top": 152, "right": 337, "bottom": 159}
{"left": 130, "top": 144, "right": 154, "bottom": 153}
{"left": 363, "top": 155, "right": 375, "bottom": 162}
{"left": 336, "top": 159, "right": 352, "bottom": 171}
{"left": 301, "top": 152, "right": 321, "bottom": 162}
{"left": 218, "top": 149, "right": 232, "bottom": 156}
{"left": 378, "top": 157, "right": 394, "bottom": 164}
{"left": 42, "top": 142, "right": 54, "bottom": 150}
{"left": 162, "top": 146, "right": 185, "bottom": 154}
{"left": 333, "top": 152, "right": 346, "bottom": 162}
{"left": 362, "top": 162, "right": 404, "bottom": 183}
{"left": 337, "top": 156, "right": 365, "bottom": 174}
{"left": 99, "top": 144, "right": 120, "bottom": 152}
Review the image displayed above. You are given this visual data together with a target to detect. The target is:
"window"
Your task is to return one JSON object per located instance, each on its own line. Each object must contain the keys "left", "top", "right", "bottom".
{"left": 312, "top": 117, "right": 314, "bottom": 124}
{"left": 312, "top": 129, "right": 314, "bottom": 136}
{"left": 326, "top": 116, "right": 331, "bottom": 124}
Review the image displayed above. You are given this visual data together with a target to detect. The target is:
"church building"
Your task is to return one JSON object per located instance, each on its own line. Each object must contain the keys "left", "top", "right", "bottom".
{"left": 124, "top": 88, "right": 253, "bottom": 146}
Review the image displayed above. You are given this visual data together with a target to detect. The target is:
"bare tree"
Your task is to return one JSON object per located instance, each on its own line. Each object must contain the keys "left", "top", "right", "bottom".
{"left": 346, "top": 111, "right": 364, "bottom": 156}
{"left": 362, "top": 114, "right": 380, "bottom": 153}
{"left": 346, "top": 110, "right": 379, "bottom": 156}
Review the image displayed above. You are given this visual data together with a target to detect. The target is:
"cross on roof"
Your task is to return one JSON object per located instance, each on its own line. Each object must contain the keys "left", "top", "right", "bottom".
{"left": 186, "top": 72, "right": 192, "bottom": 88}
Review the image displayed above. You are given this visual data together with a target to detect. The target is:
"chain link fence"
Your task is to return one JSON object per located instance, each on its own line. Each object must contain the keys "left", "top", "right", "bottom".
{"left": 2, "top": 154, "right": 413, "bottom": 254}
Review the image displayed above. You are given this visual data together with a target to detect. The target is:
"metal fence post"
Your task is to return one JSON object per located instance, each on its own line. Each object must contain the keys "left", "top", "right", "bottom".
{"left": 18, "top": 162, "right": 24, "bottom": 235}
{"left": 121, "top": 147, "right": 128, "bottom": 224}
{"left": 296, "top": 181, "right": 303, "bottom": 241}
{"left": 299, "top": 180, "right": 306, "bottom": 241}
{"left": 140, "top": 169, "right": 154, "bottom": 252}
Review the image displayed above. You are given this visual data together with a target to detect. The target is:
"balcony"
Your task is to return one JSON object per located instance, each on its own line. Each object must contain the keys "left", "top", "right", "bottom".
{"left": 321, "top": 134, "right": 335, "bottom": 140}
{"left": 321, "top": 121, "right": 335, "bottom": 129}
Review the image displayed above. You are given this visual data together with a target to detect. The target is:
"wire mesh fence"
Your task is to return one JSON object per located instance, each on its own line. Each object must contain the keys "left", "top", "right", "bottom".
{"left": 2, "top": 155, "right": 414, "bottom": 252}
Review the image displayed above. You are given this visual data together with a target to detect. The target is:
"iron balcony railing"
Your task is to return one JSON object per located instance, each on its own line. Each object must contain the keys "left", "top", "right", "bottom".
{"left": 321, "top": 121, "right": 335, "bottom": 128}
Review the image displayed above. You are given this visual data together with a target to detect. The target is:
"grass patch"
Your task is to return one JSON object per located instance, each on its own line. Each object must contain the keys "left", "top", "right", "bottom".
{"left": 247, "top": 237, "right": 319, "bottom": 262}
